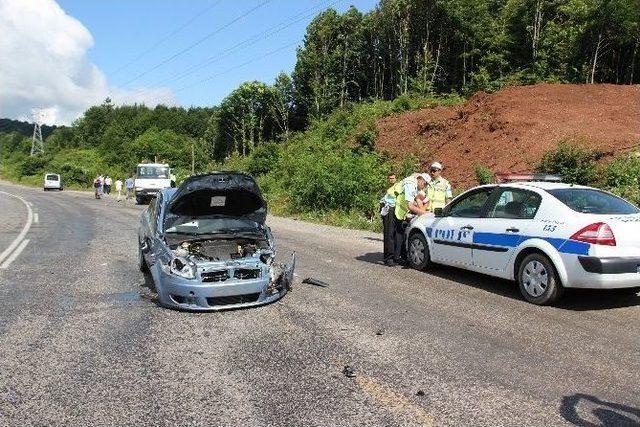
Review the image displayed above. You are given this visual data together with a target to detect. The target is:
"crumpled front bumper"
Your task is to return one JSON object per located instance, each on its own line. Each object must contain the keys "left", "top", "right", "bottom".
{"left": 151, "top": 254, "right": 295, "bottom": 311}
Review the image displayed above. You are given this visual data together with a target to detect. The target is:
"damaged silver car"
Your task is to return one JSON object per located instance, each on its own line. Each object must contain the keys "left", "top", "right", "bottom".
{"left": 137, "top": 172, "right": 295, "bottom": 311}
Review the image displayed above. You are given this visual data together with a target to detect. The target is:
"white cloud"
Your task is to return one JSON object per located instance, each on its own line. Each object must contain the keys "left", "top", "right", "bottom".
{"left": 0, "top": 0, "right": 176, "bottom": 125}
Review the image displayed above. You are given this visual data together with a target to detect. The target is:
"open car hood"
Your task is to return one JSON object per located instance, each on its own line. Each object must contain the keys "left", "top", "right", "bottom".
{"left": 165, "top": 172, "right": 267, "bottom": 227}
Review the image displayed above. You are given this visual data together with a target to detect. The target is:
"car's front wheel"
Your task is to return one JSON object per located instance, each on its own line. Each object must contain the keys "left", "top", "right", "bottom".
{"left": 518, "top": 253, "right": 563, "bottom": 305}
{"left": 407, "top": 232, "right": 432, "bottom": 271}
{"left": 138, "top": 242, "right": 149, "bottom": 273}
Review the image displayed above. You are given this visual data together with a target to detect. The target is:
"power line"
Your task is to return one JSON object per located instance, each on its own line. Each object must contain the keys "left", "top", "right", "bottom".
{"left": 151, "top": 0, "right": 339, "bottom": 89}
{"left": 127, "top": 0, "right": 342, "bottom": 105}
{"left": 111, "top": 0, "right": 224, "bottom": 77}
{"left": 154, "top": 40, "right": 299, "bottom": 106}
{"left": 121, "top": 0, "right": 272, "bottom": 87}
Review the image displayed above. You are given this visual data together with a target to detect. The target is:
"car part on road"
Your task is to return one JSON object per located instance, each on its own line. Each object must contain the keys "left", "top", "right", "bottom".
{"left": 342, "top": 365, "right": 356, "bottom": 378}
{"left": 302, "top": 277, "right": 329, "bottom": 287}
{"left": 518, "top": 253, "right": 563, "bottom": 305}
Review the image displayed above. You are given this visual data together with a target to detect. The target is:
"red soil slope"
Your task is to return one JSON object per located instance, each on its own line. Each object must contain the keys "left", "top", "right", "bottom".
{"left": 376, "top": 83, "right": 640, "bottom": 188}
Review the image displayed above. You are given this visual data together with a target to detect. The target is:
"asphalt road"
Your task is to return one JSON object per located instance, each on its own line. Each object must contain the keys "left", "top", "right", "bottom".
{"left": 0, "top": 182, "right": 638, "bottom": 426}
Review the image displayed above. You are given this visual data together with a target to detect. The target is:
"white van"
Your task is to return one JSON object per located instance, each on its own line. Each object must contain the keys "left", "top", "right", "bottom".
{"left": 43, "top": 173, "right": 63, "bottom": 191}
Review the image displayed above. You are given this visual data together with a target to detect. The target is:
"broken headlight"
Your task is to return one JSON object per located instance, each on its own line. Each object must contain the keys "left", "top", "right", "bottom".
{"left": 161, "top": 256, "right": 196, "bottom": 280}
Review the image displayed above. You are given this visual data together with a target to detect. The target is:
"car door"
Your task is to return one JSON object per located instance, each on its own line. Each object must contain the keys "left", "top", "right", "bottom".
{"left": 429, "top": 187, "right": 495, "bottom": 266}
{"left": 472, "top": 187, "right": 542, "bottom": 272}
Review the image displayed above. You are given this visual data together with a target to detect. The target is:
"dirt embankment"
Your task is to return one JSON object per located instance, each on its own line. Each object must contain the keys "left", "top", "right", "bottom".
{"left": 376, "top": 83, "right": 640, "bottom": 188}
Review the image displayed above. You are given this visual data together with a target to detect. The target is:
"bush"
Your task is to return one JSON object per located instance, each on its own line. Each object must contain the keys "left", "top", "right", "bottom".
{"left": 537, "top": 140, "right": 602, "bottom": 185}
{"left": 248, "top": 142, "right": 281, "bottom": 176}
{"left": 354, "top": 121, "right": 378, "bottom": 150}
{"left": 20, "top": 155, "right": 48, "bottom": 176}
{"left": 603, "top": 153, "right": 640, "bottom": 188}
{"left": 474, "top": 164, "right": 495, "bottom": 184}
{"left": 603, "top": 152, "right": 640, "bottom": 206}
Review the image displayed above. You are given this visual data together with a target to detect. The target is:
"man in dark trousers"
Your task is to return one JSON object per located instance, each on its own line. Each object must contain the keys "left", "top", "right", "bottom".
{"left": 394, "top": 173, "right": 430, "bottom": 264}
{"left": 380, "top": 173, "right": 400, "bottom": 266}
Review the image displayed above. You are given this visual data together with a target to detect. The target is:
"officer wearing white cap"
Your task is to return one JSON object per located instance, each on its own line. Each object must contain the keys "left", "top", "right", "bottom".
{"left": 427, "top": 162, "right": 453, "bottom": 211}
{"left": 393, "top": 172, "right": 430, "bottom": 264}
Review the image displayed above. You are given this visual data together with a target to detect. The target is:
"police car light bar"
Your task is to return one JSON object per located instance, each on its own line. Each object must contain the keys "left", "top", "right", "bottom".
{"left": 495, "top": 173, "right": 563, "bottom": 183}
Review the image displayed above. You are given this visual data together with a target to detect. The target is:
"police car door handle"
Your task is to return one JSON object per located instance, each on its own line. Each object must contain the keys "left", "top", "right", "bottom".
{"left": 506, "top": 227, "right": 520, "bottom": 233}
{"left": 461, "top": 225, "right": 474, "bottom": 230}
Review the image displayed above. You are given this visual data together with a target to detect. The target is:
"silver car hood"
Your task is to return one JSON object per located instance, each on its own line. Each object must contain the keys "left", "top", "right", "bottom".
{"left": 164, "top": 172, "right": 267, "bottom": 230}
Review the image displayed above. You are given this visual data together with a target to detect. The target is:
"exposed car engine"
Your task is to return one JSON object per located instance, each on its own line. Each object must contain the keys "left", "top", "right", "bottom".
{"left": 173, "top": 238, "right": 272, "bottom": 263}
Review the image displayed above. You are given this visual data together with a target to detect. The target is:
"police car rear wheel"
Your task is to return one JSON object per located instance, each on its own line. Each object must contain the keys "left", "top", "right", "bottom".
{"left": 518, "top": 253, "right": 563, "bottom": 305}
{"left": 408, "top": 232, "right": 432, "bottom": 271}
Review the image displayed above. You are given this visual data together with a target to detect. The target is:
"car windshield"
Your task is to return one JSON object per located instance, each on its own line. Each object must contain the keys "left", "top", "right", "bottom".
{"left": 165, "top": 218, "right": 260, "bottom": 235}
{"left": 548, "top": 188, "right": 640, "bottom": 214}
{"left": 137, "top": 166, "right": 169, "bottom": 179}
{"left": 46, "top": 175, "right": 59, "bottom": 181}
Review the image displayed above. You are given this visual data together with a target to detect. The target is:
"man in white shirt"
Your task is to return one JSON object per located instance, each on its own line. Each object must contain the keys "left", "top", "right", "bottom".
{"left": 104, "top": 176, "right": 112, "bottom": 195}
{"left": 115, "top": 179, "right": 123, "bottom": 202}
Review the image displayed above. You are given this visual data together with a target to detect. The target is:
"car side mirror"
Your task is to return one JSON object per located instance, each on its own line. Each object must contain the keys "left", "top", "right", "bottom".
{"left": 434, "top": 208, "right": 444, "bottom": 217}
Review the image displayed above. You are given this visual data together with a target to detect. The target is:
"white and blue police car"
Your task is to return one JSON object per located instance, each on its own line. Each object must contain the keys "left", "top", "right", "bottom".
{"left": 405, "top": 177, "right": 640, "bottom": 305}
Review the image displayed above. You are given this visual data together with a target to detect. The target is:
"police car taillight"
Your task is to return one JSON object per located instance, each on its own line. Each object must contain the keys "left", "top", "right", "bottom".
{"left": 570, "top": 222, "right": 616, "bottom": 246}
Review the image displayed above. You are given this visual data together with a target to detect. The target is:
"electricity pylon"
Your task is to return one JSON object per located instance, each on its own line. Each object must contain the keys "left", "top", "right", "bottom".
{"left": 30, "top": 109, "right": 44, "bottom": 156}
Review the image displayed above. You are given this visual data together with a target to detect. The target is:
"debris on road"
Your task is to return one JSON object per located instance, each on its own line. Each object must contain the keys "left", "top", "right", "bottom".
{"left": 416, "top": 390, "right": 425, "bottom": 397}
{"left": 342, "top": 365, "right": 356, "bottom": 378}
{"left": 302, "top": 277, "right": 329, "bottom": 288}
{"left": 375, "top": 328, "right": 384, "bottom": 336}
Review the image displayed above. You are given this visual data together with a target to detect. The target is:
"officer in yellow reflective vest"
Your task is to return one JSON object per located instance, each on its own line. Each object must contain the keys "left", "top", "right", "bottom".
{"left": 394, "top": 173, "right": 430, "bottom": 264}
{"left": 380, "top": 173, "right": 400, "bottom": 266}
{"left": 426, "top": 162, "right": 453, "bottom": 212}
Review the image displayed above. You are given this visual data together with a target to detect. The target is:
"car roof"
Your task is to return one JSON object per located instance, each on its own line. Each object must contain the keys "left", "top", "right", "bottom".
{"left": 498, "top": 181, "right": 592, "bottom": 191}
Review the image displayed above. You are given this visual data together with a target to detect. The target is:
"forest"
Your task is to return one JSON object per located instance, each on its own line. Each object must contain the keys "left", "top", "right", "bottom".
{"left": 1, "top": 0, "right": 639, "bottom": 228}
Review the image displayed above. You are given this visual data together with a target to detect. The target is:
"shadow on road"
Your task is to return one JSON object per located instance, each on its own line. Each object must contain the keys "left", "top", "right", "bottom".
{"left": 355, "top": 251, "right": 640, "bottom": 310}
{"left": 560, "top": 393, "right": 640, "bottom": 426}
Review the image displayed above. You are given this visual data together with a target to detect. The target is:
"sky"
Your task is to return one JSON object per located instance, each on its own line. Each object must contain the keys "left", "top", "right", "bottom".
{"left": 0, "top": 0, "right": 377, "bottom": 125}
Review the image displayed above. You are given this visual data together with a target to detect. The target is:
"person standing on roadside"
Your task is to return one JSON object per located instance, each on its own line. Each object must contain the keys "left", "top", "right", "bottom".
{"left": 104, "top": 175, "right": 112, "bottom": 195}
{"left": 426, "top": 162, "right": 453, "bottom": 212}
{"left": 98, "top": 174, "right": 104, "bottom": 198}
{"left": 380, "top": 173, "right": 401, "bottom": 267}
{"left": 393, "top": 173, "right": 430, "bottom": 264}
{"left": 115, "top": 178, "right": 123, "bottom": 202}
{"left": 93, "top": 175, "right": 102, "bottom": 199}
{"left": 125, "top": 174, "right": 135, "bottom": 203}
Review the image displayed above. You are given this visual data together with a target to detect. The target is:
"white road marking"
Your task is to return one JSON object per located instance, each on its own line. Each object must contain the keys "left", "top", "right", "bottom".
{"left": 0, "top": 239, "right": 29, "bottom": 269}
{"left": 34, "top": 213, "right": 39, "bottom": 223}
{"left": 0, "top": 190, "right": 34, "bottom": 268}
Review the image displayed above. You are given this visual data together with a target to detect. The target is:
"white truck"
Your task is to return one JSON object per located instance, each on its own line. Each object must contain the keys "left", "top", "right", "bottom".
{"left": 134, "top": 162, "right": 175, "bottom": 204}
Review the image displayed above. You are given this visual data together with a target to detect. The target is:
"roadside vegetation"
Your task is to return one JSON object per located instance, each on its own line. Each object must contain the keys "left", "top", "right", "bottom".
{"left": 1, "top": 0, "right": 639, "bottom": 230}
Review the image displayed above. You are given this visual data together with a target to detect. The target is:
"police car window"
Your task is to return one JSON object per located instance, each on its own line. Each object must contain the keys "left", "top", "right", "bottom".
{"left": 448, "top": 189, "right": 492, "bottom": 218}
{"left": 487, "top": 189, "right": 542, "bottom": 219}
{"left": 548, "top": 188, "right": 640, "bottom": 214}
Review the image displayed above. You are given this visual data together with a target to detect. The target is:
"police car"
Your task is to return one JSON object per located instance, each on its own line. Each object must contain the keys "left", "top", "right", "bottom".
{"left": 405, "top": 176, "right": 640, "bottom": 305}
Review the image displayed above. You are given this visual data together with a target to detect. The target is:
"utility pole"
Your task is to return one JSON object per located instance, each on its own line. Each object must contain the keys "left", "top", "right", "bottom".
{"left": 30, "top": 109, "right": 44, "bottom": 156}
{"left": 191, "top": 143, "right": 195, "bottom": 175}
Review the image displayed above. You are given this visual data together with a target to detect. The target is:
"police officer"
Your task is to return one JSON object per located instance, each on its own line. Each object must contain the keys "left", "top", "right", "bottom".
{"left": 380, "top": 173, "right": 400, "bottom": 266}
{"left": 394, "top": 173, "right": 430, "bottom": 264}
{"left": 426, "top": 162, "right": 452, "bottom": 212}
